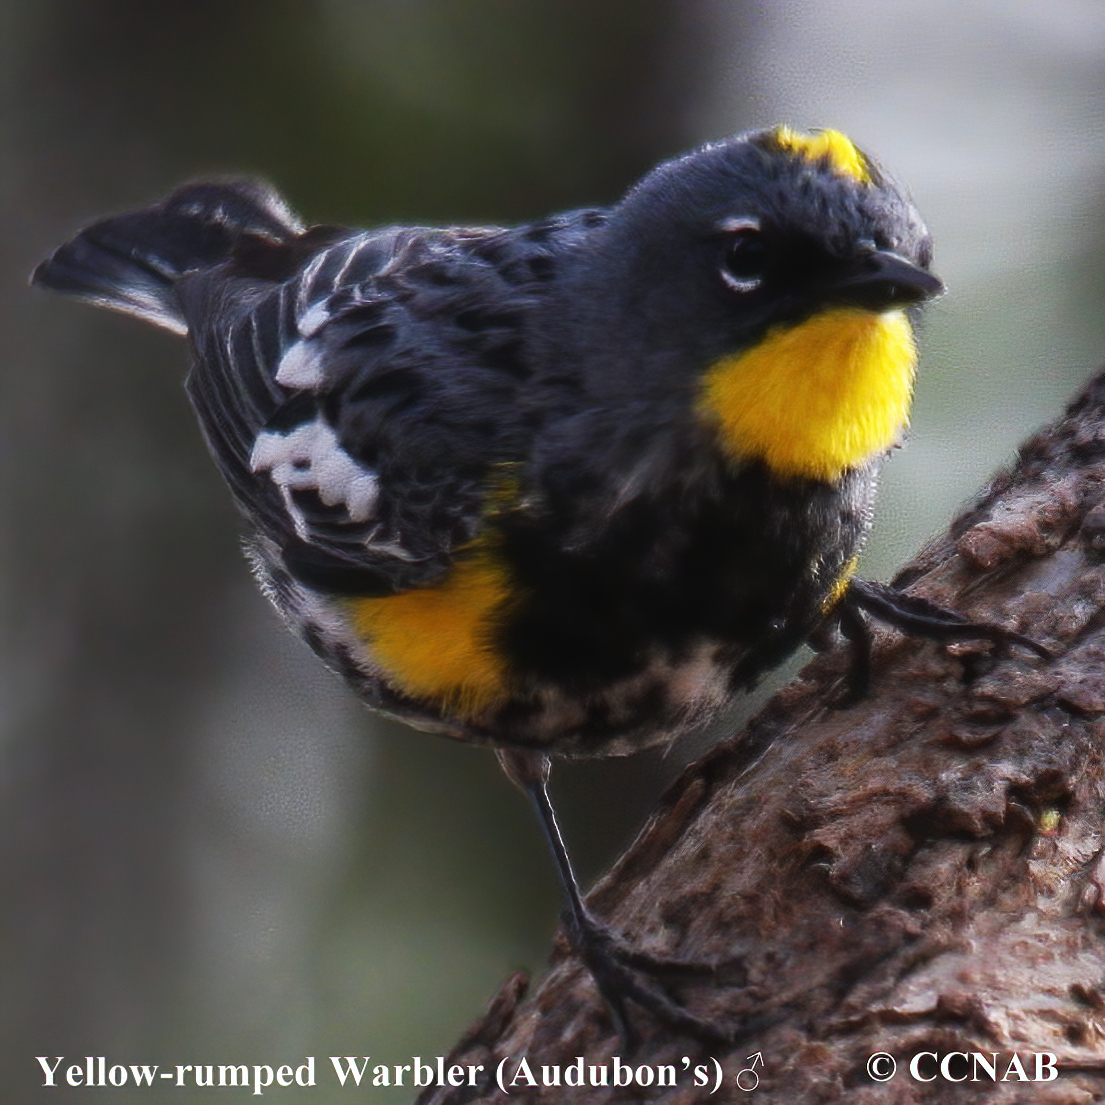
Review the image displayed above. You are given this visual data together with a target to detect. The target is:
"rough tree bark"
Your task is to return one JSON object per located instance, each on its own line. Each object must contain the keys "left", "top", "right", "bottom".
{"left": 419, "top": 369, "right": 1105, "bottom": 1105}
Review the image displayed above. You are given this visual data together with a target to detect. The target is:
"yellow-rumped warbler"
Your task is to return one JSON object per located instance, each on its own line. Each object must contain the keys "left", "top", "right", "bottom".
{"left": 33, "top": 127, "right": 1045, "bottom": 1040}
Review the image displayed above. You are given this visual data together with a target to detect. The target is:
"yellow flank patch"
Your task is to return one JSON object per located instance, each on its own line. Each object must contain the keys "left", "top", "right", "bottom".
{"left": 345, "top": 547, "right": 514, "bottom": 719}
{"left": 700, "top": 307, "right": 917, "bottom": 482}
{"left": 771, "top": 126, "right": 871, "bottom": 184}
{"left": 821, "top": 553, "right": 861, "bottom": 613}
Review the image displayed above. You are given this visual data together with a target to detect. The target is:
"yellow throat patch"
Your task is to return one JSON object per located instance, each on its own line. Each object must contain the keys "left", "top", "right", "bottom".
{"left": 699, "top": 307, "right": 917, "bottom": 483}
{"left": 770, "top": 126, "right": 871, "bottom": 184}
{"left": 345, "top": 546, "right": 513, "bottom": 719}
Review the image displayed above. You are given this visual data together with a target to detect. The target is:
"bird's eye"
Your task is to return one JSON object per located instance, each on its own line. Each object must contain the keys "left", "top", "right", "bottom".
{"left": 721, "top": 227, "right": 767, "bottom": 293}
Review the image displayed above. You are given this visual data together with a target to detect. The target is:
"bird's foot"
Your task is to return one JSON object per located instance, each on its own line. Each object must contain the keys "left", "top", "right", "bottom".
{"left": 838, "top": 578, "right": 1052, "bottom": 702}
{"left": 562, "top": 907, "right": 733, "bottom": 1049}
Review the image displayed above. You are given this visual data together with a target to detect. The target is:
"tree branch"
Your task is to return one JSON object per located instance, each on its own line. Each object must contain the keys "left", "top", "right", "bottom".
{"left": 420, "top": 369, "right": 1105, "bottom": 1104}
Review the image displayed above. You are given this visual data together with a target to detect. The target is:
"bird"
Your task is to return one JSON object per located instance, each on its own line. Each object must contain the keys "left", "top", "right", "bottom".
{"left": 32, "top": 126, "right": 1046, "bottom": 1041}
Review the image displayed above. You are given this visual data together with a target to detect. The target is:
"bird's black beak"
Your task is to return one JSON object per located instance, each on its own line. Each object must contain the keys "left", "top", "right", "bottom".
{"left": 831, "top": 250, "right": 944, "bottom": 311}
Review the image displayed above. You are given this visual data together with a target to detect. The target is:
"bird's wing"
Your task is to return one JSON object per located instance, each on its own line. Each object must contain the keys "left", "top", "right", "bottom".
{"left": 181, "top": 223, "right": 543, "bottom": 595}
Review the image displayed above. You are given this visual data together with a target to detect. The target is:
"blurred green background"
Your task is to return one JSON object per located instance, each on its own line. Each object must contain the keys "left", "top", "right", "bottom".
{"left": 2, "top": 1, "right": 1104, "bottom": 1100}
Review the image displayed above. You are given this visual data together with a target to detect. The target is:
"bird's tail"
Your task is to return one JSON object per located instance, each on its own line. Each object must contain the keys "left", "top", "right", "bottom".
{"left": 31, "top": 180, "right": 302, "bottom": 335}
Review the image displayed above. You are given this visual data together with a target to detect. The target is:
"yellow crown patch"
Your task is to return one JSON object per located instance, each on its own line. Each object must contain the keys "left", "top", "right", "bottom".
{"left": 771, "top": 126, "right": 871, "bottom": 185}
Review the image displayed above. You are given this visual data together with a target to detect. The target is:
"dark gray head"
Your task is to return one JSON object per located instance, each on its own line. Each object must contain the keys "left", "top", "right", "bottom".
{"left": 543, "top": 126, "right": 941, "bottom": 405}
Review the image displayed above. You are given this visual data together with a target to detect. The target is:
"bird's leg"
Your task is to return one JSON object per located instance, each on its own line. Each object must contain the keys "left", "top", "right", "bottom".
{"left": 834, "top": 596, "right": 874, "bottom": 704}
{"left": 838, "top": 578, "right": 1052, "bottom": 700}
{"left": 496, "top": 747, "right": 727, "bottom": 1046}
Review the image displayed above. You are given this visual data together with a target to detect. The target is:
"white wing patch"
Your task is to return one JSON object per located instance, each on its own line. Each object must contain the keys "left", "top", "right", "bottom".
{"left": 250, "top": 415, "right": 379, "bottom": 539}
{"left": 274, "top": 294, "right": 335, "bottom": 389}
{"left": 275, "top": 339, "right": 324, "bottom": 388}
{"left": 297, "top": 301, "right": 331, "bottom": 338}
